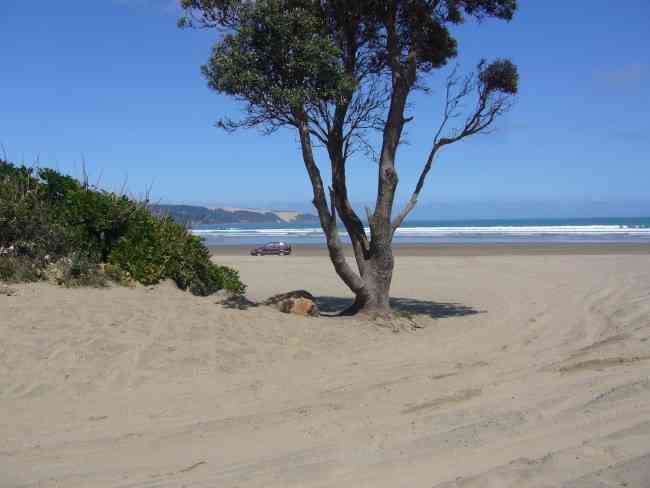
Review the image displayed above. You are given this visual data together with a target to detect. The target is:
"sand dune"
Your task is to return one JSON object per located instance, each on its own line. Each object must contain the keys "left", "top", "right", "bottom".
{"left": 1, "top": 253, "right": 650, "bottom": 487}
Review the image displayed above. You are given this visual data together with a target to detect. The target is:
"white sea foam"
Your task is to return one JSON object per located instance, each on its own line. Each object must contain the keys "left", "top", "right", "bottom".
{"left": 191, "top": 224, "right": 650, "bottom": 239}
{"left": 192, "top": 227, "right": 325, "bottom": 237}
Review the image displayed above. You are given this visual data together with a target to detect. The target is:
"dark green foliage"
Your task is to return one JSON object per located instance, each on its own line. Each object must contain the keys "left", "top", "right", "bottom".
{"left": 50, "top": 178, "right": 139, "bottom": 262}
{"left": 105, "top": 210, "right": 172, "bottom": 286}
{"left": 451, "top": 0, "right": 517, "bottom": 21}
{"left": 0, "top": 159, "right": 246, "bottom": 295}
{"left": 478, "top": 58, "right": 518, "bottom": 94}
{"left": 202, "top": 1, "right": 349, "bottom": 112}
{"left": 107, "top": 213, "right": 245, "bottom": 295}
{"left": 38, "top": 168, "right": 83, "bottom": 203}
{"left": 209, "top": 264, "right": 246, "bottom": 296}
{"left": 180, "top": 1, "right": 518, "bottom": 122}
{"left": 0, "top": 164, "right": 70, "bottom": 260}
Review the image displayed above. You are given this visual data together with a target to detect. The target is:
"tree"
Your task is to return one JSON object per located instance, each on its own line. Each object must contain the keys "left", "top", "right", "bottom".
{"left": 179, "top": 0, "right": 519, "bottom": 316}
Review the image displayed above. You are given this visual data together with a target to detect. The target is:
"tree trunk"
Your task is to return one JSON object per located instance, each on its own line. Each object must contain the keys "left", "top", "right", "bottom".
{"left": 342, "top": 26, "right": 413, "bottom": 318}
{"left": 295, "top": 97, "right": 402, "bottom": 318}
{"left": 342, "top": 242, "right": 394, "bottom": 317}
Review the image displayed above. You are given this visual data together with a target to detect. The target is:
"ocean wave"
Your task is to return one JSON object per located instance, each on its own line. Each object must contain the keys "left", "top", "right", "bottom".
{"left": 192, "top": 227, "right": 325, "bottom": 237}
{"left": 191, "top": 224, "right": 650, "bottom": 239}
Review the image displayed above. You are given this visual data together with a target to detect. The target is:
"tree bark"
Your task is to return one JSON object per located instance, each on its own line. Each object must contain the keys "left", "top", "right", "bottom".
{"left": 348, "top": 244, "right": 394, "bottom": 316}
{"left": 342, "top": 274, "right": 392, "bottom": 318}
{"left": 294, "top": 11, "right": 417, "bottom": 317}
{"left": 296, "top": 112, "right": 396, "bottom": 317}
{"left": 338, "top": 10, "right": 417, "bottom": 316}
{"left": 294, "top": 110, "right": 367, "bottom": 299}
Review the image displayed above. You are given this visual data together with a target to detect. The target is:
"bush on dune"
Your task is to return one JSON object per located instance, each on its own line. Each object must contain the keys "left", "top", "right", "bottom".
{"left": 107, "top": 211, "right": 246, "bottom": 295}
{"left": 0, "top": 159, "right": 245, "bottom": 295}
{"left": 0, "top": 164, "right": 70, "bottom": 262}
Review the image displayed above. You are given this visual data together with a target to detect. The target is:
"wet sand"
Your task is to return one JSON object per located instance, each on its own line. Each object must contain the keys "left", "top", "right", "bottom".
{"left": 210, "top": 242, "right": 650, "bottom": 257}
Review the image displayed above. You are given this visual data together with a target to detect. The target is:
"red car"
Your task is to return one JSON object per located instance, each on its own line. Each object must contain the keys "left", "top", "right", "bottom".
{"left": 250, "top": 241, "right": 292, "bottom": 256}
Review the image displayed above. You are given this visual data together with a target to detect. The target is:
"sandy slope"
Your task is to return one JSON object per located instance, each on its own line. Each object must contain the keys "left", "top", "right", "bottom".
{"left": 1, "top": 253, "right": 650, "bottom": 487}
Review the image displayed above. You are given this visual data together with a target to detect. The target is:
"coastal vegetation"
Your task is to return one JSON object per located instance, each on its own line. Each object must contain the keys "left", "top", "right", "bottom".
{"left": 180, "top": 0, "right": 519, "bottom": 316}
{"left": 0, "top": 160, "right": 245, "bottom": 295}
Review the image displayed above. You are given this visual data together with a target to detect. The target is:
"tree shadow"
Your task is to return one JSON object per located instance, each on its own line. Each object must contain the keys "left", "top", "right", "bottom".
{"left": 218, "top": 295, "right": 258, "bottom": 310}
{"left": 315, "top": 296, "right": 484, "bottom": 319}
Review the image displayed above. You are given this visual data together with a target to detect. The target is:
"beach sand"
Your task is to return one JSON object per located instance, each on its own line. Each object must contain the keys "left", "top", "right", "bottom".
{"left": 211, "top": 242, "right": 650, "bottom": 257}
{"left": 2, "top": 248, "right": 650, "bottom": 487}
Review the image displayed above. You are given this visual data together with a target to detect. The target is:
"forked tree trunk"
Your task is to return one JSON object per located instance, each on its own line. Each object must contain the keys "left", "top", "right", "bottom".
{"left": 338, "top": 232, "right": 395, "bottom": 317}
{"left": 293, "top": 46, "right": 409, "bottom": 318}
{"left": 343, "top": 253, "right": 394, "bottom": 316}
{"left": 294, "top": 113, "right": 401, "bottom": 317}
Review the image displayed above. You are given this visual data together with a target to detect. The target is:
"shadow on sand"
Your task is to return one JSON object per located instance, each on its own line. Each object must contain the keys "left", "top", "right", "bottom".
{"left": 315, "top": 296, "right": 484, "bottom": 319}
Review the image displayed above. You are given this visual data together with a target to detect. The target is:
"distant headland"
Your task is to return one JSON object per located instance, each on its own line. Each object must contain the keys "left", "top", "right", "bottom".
{"left": 151, "top": 204, "right": 319, "bottom": 226}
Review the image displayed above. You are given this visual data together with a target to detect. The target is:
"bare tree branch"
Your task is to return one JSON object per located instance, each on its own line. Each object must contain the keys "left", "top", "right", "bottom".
{"left": 393, "top": 62, "right": 516, "bottom": 231}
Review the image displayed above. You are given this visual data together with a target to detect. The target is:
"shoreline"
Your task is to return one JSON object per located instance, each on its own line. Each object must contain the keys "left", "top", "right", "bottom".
{"left": 210, "top": 242, "right": 650, "bottom": 257}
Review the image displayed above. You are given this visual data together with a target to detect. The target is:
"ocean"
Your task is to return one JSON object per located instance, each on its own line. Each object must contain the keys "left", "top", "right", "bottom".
{"left": 192, "top": 217, "right": 650, "bottom": 246}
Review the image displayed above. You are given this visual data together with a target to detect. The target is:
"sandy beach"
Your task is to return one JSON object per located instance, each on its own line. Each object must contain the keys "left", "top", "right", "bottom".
{"left": 2, "top": 247, "right": 650, "bottom": 487}
{"left": 211, "top": 242, "right": 650, "bottom": 257}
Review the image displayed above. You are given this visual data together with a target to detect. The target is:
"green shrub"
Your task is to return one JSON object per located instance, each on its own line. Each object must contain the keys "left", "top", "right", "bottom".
{"left": 108, "top": 214, "right": 246, "bottom": 295}
{"left": 36, "top": 168, "right": 143, "bottom": 261}
{"left": 0, "top": 159, "right": 246, "bottom": 296}
{"left": 54, "top": 254, "right": 108, "bottom": 288}
{"left": 105, "top": 209, "right": 165, "bottom": 285}
{"left": 210, "top": 263, "right": 246, "bottom": 295}
{"left": 0, "top": 256, "right": 44, "bottom": 283}
{"left": 0, "top": 166, "right": 69, "bottom": 260}
{"left": 102, "top": 263, "right": 134, "bottom": 286}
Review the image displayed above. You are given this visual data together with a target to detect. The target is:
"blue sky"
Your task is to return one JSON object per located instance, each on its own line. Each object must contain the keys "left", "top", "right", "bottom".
{"left": 1, "top": 1, "right": 648, "bottom": 218}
